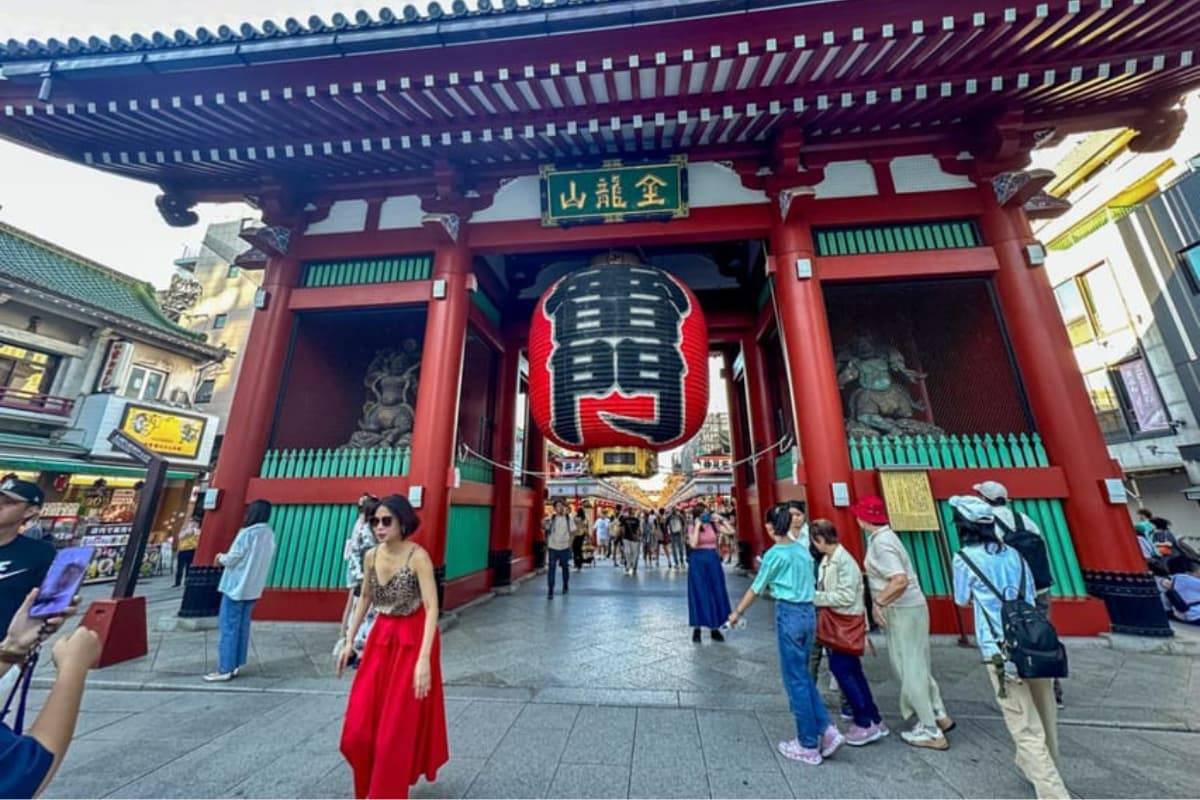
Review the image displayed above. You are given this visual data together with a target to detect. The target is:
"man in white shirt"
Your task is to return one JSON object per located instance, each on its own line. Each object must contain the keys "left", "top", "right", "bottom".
{"left": 593, "top": 513, "right": 611, "bottom": 560}
{"left": 546, "top": 500, "right": 573, "bottom": 598}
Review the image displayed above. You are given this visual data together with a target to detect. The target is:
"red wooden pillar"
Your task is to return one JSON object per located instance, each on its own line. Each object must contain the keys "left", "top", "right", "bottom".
{"left": 743, "top": 332, "right": 778, "bottom": 552}
{"left": 769, "top": 210, "right": 860, "bottom": 556}
{"left": 526, "top": 412, "right": 548, "bottom": 568}
{"left": 981, "top": 190, "right": 1168, "bottom": 635}
{"left": 487, "top": 333, "right": 522, "bottom": 587}
{"left": 722, "top": 349, "right": 756, "bottom": 562}
{"left": 195, "top": 255, "right": 301, "bottom": 565}
{"left": 408, "top": 237, "right": 472, "bottom": 597}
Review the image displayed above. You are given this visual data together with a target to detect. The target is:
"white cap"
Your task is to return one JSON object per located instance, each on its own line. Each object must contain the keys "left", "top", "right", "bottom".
{"left": 972, "top": 480, "right": 1008, "bottom": 502}
{"left": 949, "top": 495, "right": 995, "bottom": 524}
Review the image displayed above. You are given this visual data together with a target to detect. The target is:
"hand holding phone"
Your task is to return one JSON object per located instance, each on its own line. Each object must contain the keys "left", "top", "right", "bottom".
{"left": 29, "top": 547, "right": 94, "bottom": 620}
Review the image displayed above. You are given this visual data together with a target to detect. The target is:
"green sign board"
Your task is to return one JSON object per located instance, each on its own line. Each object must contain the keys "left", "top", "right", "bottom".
{"left": 540, "top": 157, "right": 688, "bottom": 226}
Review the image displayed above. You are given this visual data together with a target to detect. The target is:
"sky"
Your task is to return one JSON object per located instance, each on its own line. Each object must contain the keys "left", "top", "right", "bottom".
{"left": 1, "top": 1, "right": 396, "bottom": 287}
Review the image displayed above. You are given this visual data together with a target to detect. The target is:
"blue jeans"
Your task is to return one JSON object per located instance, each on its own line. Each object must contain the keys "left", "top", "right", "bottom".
{"left": 670, "top": 534, "right": 685, "bottom": 567}
{"left": 218, "top": 595, "right": 256, "bottom": 674}
{"left": 776, "top": 601, "right": 831, "bottom": 748}
{"left": 547, "top": 547, "right": 571, "bottom": 594}
{"left": 828, "top": 650, "right": 882, "bottom": 728}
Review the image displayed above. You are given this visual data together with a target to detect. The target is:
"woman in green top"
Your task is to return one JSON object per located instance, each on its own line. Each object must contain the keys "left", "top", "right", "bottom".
{"left": 729, "top": 505, "right": 844, "bottom": 766}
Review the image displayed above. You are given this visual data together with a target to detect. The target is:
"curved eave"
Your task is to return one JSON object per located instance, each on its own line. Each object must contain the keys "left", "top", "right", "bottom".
{"left": 0, "top": 1, "right": 821, "bottom": 79}
{"left": 0, "top": 276, "right": 226, "bottom": 361}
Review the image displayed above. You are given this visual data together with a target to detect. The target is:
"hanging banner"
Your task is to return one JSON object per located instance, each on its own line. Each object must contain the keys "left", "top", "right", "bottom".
{"left": 878, "top": 469, "right": 940, "bottom": 532}
{"left": 1116, "top": 360, "right": 1170, "bottom": 432}
{"left": 540, "top": 157, "right": 688, "bottom": 226}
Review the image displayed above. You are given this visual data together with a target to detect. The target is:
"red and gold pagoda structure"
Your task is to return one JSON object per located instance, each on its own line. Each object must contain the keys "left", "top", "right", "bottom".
{"left": 3, "top": 0, "right": 1197, "bottom": 635}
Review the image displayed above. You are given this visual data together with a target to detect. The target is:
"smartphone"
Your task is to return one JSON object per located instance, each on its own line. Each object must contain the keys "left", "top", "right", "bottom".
{"left": 28, "top": 546, "right": 94, "bottom": 619}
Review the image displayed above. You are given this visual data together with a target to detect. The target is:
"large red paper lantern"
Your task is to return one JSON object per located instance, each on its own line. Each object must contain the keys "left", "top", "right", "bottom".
{"left": 529, "top": 254, "right": 708, "bottom": 452}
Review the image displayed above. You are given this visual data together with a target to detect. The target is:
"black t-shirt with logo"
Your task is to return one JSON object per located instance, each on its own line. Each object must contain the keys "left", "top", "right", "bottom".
{"left": 0, "top": 534, "right": 55, "bottom": 630}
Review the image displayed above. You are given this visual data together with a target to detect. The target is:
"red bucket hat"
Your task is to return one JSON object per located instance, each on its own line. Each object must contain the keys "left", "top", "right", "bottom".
{"left": 850, "top": 495, "right": 889, "bottom": 525}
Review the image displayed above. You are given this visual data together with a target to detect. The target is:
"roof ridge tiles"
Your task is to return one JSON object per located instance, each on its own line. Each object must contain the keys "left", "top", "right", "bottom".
{"left": 0, "top": 220, "right": 213, "bottom": 348}
{"left": 3, "top": 0, "right": 617, "bottom": 61}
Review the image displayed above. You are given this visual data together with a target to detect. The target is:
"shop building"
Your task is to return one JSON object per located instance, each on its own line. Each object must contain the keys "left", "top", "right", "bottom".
{"left": 0, "top": 222, "right": 223, "bottom": 561}
{"left": 2, "top": 1, "right": 1198, "bottom": 636}
{"left": 1039, "top": 92, "right": 1200, "bottom": 523}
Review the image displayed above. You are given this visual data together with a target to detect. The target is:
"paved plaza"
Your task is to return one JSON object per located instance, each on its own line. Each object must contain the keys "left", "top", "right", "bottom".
{"left": 24, "top": 564, "right": 1200, "bottom": 799}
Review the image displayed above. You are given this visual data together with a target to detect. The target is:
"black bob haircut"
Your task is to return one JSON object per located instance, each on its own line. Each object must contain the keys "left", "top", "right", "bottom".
{"left": 243, "top": 499, "right": 272, "bottom": 527}
{"left": 378, "top": 494, "right": 421, "bottom": 538}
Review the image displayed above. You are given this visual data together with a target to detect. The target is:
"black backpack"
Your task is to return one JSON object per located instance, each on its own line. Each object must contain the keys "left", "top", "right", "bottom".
{"left": 994, "top": 512, "right": 1054, "bottom": 593}
{"left": 959, "top": 551, "right": 1069, "bottom": 680}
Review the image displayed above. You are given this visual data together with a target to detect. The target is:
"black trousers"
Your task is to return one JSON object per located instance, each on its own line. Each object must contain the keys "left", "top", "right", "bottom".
{"left": 572, "top": 536, "right": 585, "bottom": 569}
{"left": 175, "top": 549, "right": 195, "bottom": 587}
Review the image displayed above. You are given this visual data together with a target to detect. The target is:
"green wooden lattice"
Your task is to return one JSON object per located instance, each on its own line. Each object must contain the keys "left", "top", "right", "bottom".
{"left": 890, "top": 499, "right": 1086, "bottom": 599}
{"left": 266, "top": 503, "right": 358, "bottom": 590}
{"left": 814, "top": 220, "right": 982, "bottom": 256}
{"left": 848, "top": 433, "right": 1048, "bottom": 470}
{"left": 302, "top": 254, "right": 433, "bottom": 287}
{"left": 456, "top": 454, "right": 494, "bottom": 484}
{"left": 260, "top": 447, "right": 411, "bottom": 478}
{"left": 775, "top": 447, "right": 795, "bottom": 481}
{"left": 445, "top": 504, "right": 492, "bottom": 581}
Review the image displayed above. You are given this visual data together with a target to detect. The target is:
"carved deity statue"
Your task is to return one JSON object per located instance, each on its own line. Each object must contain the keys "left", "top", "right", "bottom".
{"left": 344, "top": 340, "right": 421, "bottom": 449}
{"left": 835, "top": 334, "right": 945, "bottom": 438}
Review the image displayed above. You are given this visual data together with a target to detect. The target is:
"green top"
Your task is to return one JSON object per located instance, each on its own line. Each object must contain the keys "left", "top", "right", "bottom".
{"left": 751, "top": 541, "right": 815, "bottom": 604}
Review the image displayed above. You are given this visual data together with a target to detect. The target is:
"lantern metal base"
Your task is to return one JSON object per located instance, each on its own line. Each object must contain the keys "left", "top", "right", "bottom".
{"left": 587, "top": 447, "right": 656, "bottom": 478}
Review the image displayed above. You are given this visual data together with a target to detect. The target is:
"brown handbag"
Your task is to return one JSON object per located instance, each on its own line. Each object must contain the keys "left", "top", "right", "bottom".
{"left": 817, "top": 608, "right": 866, "bottom": 656}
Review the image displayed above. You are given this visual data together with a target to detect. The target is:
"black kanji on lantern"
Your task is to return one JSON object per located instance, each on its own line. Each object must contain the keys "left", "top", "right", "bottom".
{"left": 543, "top": 265, "right": 691, "bottom": 446}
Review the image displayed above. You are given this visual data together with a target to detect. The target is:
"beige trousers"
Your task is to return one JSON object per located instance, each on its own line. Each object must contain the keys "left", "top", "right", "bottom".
{"left": 986, "top": 669, "right": 1067, "bottom": 800}
{"left": 884, "top": 603, "right": 946, "bottom": 727}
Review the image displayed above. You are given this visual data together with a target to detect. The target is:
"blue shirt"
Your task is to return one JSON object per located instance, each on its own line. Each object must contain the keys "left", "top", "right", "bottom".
{"left": 0, "top": 720, "right": 52, "bottom": 798}
{"left": 217, "top": 524, "right": 277, "bottom": 601}
{"left": 953, "top": 544, "right": 1034, "bottom": 660}
{"left": 751, "top": 542, "right": 815, "bottom": 603}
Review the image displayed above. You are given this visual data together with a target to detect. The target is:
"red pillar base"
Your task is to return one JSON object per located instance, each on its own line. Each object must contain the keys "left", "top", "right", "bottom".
{"left": 81, "top": 597, "right": 148, "bottom": 668}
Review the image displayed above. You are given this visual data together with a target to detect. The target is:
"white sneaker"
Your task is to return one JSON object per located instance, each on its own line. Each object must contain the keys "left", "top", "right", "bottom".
{"left": 203, "top": 671, "right": 234, "bottom": 683}
{"left": 900, "top": 724, "right": 948, "bottom": 750}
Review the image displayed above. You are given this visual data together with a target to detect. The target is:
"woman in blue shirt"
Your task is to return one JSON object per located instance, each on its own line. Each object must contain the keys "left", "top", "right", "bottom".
{"left": 728, "top": 504, "right": 844, "bottom": 766}
{"left": 950, "top": 495, "right": 1067, "bottom": 800}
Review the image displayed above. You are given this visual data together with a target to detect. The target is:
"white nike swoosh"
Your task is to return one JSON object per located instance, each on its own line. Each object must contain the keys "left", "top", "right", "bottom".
{"left": 0, "top": 569, "right": 28, "bottom": 581}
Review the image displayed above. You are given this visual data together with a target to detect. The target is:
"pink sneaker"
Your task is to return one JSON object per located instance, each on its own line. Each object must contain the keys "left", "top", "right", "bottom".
{"left": 778, "top": 738, "right": 822, "bottom": 765}
{"left": 845, "top": 723, "right": 886, "bottom": 747}
{"left": 820, "top": 725, "right": 845, "bottom": 758}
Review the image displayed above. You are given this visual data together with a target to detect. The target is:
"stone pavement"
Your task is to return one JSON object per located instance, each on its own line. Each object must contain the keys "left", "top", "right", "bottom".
{"left": 23, "top": 562, "right": 1200, "bottom": 798}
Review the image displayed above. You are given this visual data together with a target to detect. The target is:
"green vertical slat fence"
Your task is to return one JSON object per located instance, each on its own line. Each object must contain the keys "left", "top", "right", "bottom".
{"left": 445, "top": 504, "right": 493, "bottom": 581}
{"left": 267, "top": 503, "right": 359, "bottom": 590}
{"left": 456, "top": 455, "right": 494, "bottom": 484}
{"left": 847, "top": 433, "right": 1049, "bottom": 470}
{"left": 893, "top": 499, "right": 1087, "bottom": 598}
{"left": 775, "top": 448, "right": 795, "bottom": 481}
{"left": 813, "top": 220, "right": 982, "bottom": 256}
{"left": 260, "top": 447, "right": 411, "bottom": 478}
{"left": 302, "top": 254, "right": 433, "bottom": 287}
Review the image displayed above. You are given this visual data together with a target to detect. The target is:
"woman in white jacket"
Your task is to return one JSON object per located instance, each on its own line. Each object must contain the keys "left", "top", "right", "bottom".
{"left": 811, "top": 519, "right": 887, "bottom": 746}
{"left": 204, "top": 500, "right": 276, "bottom": 683}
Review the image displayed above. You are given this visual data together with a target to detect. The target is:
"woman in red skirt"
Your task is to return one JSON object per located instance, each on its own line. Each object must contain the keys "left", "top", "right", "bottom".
{"left": 338, "top": 494, "right": 448, "bottom": 799}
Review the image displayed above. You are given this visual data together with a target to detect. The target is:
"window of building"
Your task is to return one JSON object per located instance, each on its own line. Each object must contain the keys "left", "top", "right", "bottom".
{"left": 227, "top": 265, "right": 240, "bottom": 279}
{"left": 123, "top": 365, "right": 168, "bottom": 402}
{"left": 0, "top": 343, "right": 60, "bottom": 396}
{"left": 1083, "top": 370, "right": 1126, "bottom": 437}
{"left": 1079, "top": 263, "right": 1129, "bottom": 336}
{"left": 194, "top": 379, "right": 215, "bottom": 404}
{"left": 1180, "top": 244, "right": 1200, "bottom": 293}
{"left": 1053, "top": 280, "right": 1094, "bottom": 346}
{"left": 213, "top": 314, "right": 228, "bottom": 330}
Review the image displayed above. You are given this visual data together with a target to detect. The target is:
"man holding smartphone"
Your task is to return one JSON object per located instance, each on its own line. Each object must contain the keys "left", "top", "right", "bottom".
{"left": 0, "top": 479, "right": 53, "bottom": 633}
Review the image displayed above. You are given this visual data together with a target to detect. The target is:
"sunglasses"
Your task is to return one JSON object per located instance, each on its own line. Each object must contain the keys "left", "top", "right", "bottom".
{"left": 370, "top": 515, "right": 396, "bottom": 528}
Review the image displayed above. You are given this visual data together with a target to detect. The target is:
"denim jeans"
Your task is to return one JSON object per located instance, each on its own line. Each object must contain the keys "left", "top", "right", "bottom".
{"left": 670, "top": 534, "right": 686, "bottom": 567}
{"left": 775, "top": 601, "right": 831, "bottom": 748}
{"left": 218, "top": 594, "right": 256, "bottom": 674}
{"left": 547, "top": 547, "right": 571, "bottom": 593}
{"left": 827, "top": 650, "right": 882, "bottom": 728}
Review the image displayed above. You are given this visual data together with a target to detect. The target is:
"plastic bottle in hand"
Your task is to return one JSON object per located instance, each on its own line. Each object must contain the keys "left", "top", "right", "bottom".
{"left": 719, "top": 617, "right": 748, "bottom": 632}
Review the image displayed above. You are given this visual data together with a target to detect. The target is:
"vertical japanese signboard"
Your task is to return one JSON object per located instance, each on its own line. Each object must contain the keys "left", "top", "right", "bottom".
{"left": 540, "top": 157, "right": 688, "bottom": 226}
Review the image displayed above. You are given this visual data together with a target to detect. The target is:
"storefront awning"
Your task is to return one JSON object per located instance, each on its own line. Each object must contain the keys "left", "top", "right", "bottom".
{"left": 0, "top": 454, "right": 199, "bottom": 481}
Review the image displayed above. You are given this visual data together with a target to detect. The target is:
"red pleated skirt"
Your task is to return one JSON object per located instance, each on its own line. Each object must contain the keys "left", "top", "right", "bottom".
{"left": 340, "top": 609, "right": 449, "bottom": 799}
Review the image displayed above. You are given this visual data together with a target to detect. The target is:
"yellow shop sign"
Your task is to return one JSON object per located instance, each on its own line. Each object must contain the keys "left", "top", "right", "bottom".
{"left": 118, "top": 404, "right": 208, "bottom": 459}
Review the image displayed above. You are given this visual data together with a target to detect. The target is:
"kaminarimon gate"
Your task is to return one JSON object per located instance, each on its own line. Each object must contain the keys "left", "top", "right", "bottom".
{"left": 4, "top": 0, "right": 1198, "bottom": 637}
